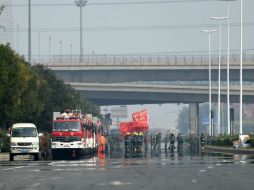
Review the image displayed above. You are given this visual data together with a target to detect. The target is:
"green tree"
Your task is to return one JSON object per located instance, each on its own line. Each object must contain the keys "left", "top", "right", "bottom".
{"left": 0, "top": 45, "right": 100, "bottom": 132}
{"left": 33, "top": 64, "right": 100, "bottom": 132}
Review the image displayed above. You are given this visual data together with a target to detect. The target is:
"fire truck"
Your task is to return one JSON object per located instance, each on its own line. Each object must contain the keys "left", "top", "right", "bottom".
{"left": 51, "top": 110, "right": 101, "bottom": 160}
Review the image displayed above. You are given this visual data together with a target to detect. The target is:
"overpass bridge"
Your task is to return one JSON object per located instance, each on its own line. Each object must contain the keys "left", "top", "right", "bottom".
{"left": 36, "top": 54, "right": 254, "bottom": 83}
{"left": 71, "top": 82, "right": 254, "bottom": 106}
{"left": 32, "top": 53, "right": 254, "bottom": 105}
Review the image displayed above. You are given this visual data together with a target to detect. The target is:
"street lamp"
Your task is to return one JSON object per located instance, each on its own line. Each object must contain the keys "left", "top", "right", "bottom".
{"left": 240, "top": 0, "right": 243, "bottom": 135}
{"left": 219, "top": 0, "right": 237, "bottom": 135}
{"left": 75, "top": 0, "right": 88, "bottom": 63}
{"left": 28, "top": 0, "right": 31, "bottom": 63}
{"left": 210, "top": 16, "right": 228, "bottom": 135}
{"left": 70, "top": 44, "right": 73, "bottom": 62}
{"left": 201, "top": 29, "right": 218, "bottom": 136}
{"left": 16, "top": 24, "right": 20, "bottom": 53}
{"left": 59, "top": 40, "right": 62, "bottom": 58}
{"left": 38, "top": 32, "right": 41, "bottom": 61}
{"left": 49, "top": 36, "right": 51, "bottom": 63}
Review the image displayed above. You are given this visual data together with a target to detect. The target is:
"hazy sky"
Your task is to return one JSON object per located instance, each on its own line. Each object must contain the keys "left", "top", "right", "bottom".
{"left": 8, "top": 0, "right": 254, "bottom": 130}
{"left": 11, "top": 0, "right": 254, "bottom": 57}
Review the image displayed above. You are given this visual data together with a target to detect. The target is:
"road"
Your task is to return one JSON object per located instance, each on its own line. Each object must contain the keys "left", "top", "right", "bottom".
{"left": 0, "top": 151, "right": 254, "bottom": 190}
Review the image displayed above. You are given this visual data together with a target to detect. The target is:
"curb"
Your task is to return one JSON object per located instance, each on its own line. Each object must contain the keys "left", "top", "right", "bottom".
{"left": 204, "top": 146, "right": 254, "bottom": 155}
{"left": 0, "top": 153, "right": 9, "bottom": 160}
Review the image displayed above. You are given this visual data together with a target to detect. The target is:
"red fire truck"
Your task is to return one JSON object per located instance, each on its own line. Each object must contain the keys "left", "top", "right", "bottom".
{"left": 51, "top": 110, "right": 101, "bottom": 160}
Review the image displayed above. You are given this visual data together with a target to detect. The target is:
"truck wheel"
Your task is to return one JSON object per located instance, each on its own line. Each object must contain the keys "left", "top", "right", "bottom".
{"left": 51, "top": 150, "right": 58, "bottom": 160}
{"left": 34, "top": 153, "right": 39, "bottom": 161}
{"left": 9, "top": 153, "right": 14, "bottom": 161}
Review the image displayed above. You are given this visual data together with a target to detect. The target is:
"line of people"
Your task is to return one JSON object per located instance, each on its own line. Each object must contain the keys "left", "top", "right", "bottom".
{"left": 124, "top": 132, "right": 145, "bottom": 158}
{"left": 164, "top": 132, "right": 184, "bottom": 154}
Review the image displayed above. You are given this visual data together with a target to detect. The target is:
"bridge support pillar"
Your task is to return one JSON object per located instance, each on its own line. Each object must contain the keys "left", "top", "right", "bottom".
{"left": 189, "top": 103, "right": 200, "bottom": 154}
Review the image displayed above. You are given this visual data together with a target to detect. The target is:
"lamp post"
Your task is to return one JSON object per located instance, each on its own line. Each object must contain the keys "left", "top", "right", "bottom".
{"left": 17, "top": 24, "right": 19, "bottom": 52}
{"left": 210, "top": 16, "right": 228, "bottom": 135}
{"left": 59, "top": 40, "right": 62, "bottom": 58}
{"left": 49, "top": 36, "right": 51, "bottom": 63}
{"left": 240, "top": 0, "right": 243, "bottom": 135}
{"left": 201, "top": 29, "right": 218, "bottom": 136}
{"left": 219, "top": 0, "right": 237, "bottom": 135}
{"left": 75, "top": 0, "right": 88, "bottom": 63}
{"left": 28, "top": 0, "right": 31, "bottom": 63}
{"left": 70, "top": 44, "right": 73, "bottom": 62}
{"left": 38, "top": 32, "right": 40, "bottom": 61}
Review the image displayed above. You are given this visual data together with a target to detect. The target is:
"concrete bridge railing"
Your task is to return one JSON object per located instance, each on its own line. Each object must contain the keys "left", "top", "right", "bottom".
{"left": 32, "top": 54, "right": 254, "bottom": 67}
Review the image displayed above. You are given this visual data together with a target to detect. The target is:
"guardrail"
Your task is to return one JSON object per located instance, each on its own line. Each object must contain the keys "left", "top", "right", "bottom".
{"left": 32, "top": 54, "right": 254, "bottom": 66}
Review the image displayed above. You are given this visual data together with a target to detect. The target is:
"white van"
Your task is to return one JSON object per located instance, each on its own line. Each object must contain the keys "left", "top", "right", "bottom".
{"left": 9, "top": 123, "right": 41, "bottom": 161}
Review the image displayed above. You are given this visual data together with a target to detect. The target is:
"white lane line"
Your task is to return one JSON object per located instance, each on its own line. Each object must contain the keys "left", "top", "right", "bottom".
{"left": 31, "top": 183, "right": 41, "bottom": 187}
{"left": 2, "top": 166, "right": 29, "bottom": 171}
{"left": 51, "top": 177, "right": 61, "bottom": 180}
{"left": 28, "top": 169, "right": 40, "bottom": 172}
{"left": 207, "top": 165, "right": 213, "bottom": 169}
{"left": 191, "top": 179, "right": 197, "bottom": 183}
{"left": 109, "top": 181, "right": 132, "bottom": 186}
{"left": 97, "top": 181, "right": 132, "bottom": 186}
{"left": 199, "top": 169, "right": 206, "bottom": 172}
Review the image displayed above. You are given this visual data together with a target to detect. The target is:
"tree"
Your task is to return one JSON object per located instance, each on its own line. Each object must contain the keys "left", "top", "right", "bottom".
{"left": 0, "top": 45, "right": 100, "bottom": 132}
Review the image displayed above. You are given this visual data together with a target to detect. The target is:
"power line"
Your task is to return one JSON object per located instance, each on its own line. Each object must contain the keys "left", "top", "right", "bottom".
{"left": 11, "top": 22, "right": 254, "bottom": 32}
{"left": 9, "top": 0, "right": 220, "bottom": 7}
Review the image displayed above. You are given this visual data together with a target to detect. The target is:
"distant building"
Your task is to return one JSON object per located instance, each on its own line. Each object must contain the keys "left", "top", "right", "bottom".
{"left": 0, "top": 0, "right": 13, "bottom": 45}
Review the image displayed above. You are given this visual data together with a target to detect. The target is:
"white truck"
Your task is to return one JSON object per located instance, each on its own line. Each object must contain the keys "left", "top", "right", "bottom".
{"left": 9, "top": 123, "right": 41, "bottom": 161}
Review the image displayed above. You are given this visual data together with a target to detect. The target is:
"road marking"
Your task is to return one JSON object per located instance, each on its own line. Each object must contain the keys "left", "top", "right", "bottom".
{"left": 31, "top": 183, "right": 40, "bottom": 187}
{"left": 109, "top": 181, "right": 132, "bottom": 186}
{"left": 2, "top": 166, "right": 29, "bottom": 171}
{"left": 97, "top": 181, "right": 132, "bottom": 186}
{"left": 191, "top": 179, "right": 197, "bottom": 183}
{"left": 199, "top": 169, "right": 206, "bottom": 172}
{"left": 51, "top": 177, "right": 61, "bottom": 180}
{"left": 207, "top": 165, "right": 213, "bottom": 169}
{"left": 28, "top": 169, "right": 40, "bottom": 172}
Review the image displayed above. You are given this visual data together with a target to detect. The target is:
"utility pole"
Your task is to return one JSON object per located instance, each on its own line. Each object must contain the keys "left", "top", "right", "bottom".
{"left": 28, "top": 0, "right": 31, "bottom": 64}
{"left": 75, "top": 0, "right": 88, "bottom": 63}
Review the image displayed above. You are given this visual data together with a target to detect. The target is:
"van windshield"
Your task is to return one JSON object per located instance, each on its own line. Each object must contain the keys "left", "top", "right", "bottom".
{"left": 53, "top": 122, "right": 81, "bottom": 132}
{"left": 11, "top": 127, "right": 37, "bottom": 137}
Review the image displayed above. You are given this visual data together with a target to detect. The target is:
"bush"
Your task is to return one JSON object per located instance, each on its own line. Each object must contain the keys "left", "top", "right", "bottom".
{"left": 248, "top": 139, "right": 254, "bottom": 147}
{"left": 0, "top": 130, "right": 10, "bottom": 152}
{"left": 207, "top": 134, "right": 239, "bottom": 147}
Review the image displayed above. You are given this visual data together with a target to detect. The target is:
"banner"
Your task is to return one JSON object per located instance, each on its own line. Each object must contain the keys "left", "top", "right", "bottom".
{"left": 119, "top": 109, "right": 149, "bottom": 137}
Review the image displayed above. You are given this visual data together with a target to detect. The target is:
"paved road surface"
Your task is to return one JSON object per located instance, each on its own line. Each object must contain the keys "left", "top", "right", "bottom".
{"left": 0, "top": 151, "right": 254, "bottom": 190}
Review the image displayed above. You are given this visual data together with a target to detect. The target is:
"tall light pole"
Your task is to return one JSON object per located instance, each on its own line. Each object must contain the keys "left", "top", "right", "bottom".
{"left": 28, "top": 0, "right": 31, "bottom": 63}
{"left": 219, "top": 0, "right": 237, "bottom": 135}
{"left": 240, "top": 0, "right": 243, "bottom": 135}
{"left": 75, "top": 0, "right": 88, "bottom": 63}
{"left": 49, "top": 36, "right": 51, "bottom": 62}
{"left": 38, "top": 32, "right": 40, "bottom": 61}
{"left": 201, "top": 29, "right": 218, "bottom": 136}
{"left": 210, "top": 16, "right": 228, "bottom": 135}
{"left": 70, "top": 44, "right": 73, "bottom": 62}
{"left": 59, "top": 40, "right": 62, "bottom": 58}
{"left": 16, "top": 24, "right": 20, "bottom": 53}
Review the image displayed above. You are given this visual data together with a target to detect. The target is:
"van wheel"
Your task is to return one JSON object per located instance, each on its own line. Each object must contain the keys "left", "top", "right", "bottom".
{"left": 9, "top": 153, "right": 14, "bottom": 161}
{"left": 34, "top": 153, "right": 39, "bottom": 161}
